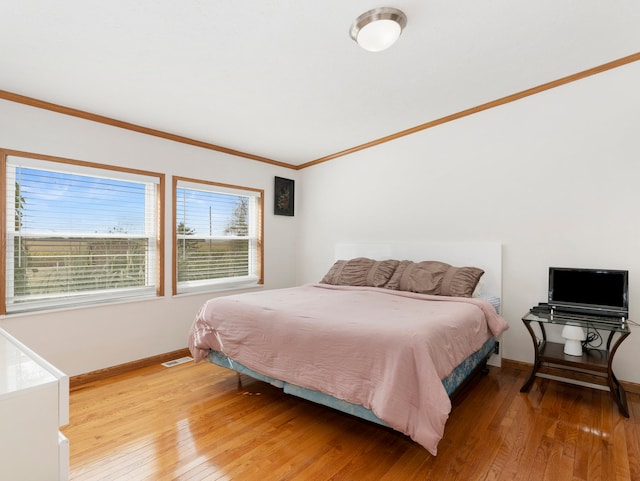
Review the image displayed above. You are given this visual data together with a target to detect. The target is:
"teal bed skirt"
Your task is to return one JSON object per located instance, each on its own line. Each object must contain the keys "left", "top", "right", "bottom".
{"left": 206, "top": 337, "right": 496, "bottom": 427}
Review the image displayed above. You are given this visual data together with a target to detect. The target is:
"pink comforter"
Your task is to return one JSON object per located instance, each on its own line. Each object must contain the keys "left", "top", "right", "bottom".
{"left": 188, "top": 284, "right": 508, "bottom": 455}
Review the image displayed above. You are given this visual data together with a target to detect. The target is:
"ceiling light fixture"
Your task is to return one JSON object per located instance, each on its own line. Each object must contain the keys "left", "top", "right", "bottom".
{"left": 349, "top": 7, "right": 407, "bottom": 52}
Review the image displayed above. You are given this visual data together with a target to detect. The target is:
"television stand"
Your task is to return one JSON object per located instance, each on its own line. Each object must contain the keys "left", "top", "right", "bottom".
{"left": 520, "top": 309, "right": 630, "bottom": 417}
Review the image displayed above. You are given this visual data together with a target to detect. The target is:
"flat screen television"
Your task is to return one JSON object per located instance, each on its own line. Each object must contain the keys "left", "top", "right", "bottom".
{"left": 548, "top": 267, "right": 628, "bottom": 317}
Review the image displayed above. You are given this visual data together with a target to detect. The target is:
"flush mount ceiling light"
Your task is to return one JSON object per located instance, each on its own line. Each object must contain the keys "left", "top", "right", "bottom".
{"left": 349, "top": 7, "right": 407, "bottom": 52}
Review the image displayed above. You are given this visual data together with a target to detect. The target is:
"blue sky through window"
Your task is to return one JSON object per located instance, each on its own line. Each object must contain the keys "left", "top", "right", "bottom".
{"left": 16, "top": 167, "right": 147, "bottom": 235}
{"left": 175, "top": 187, "right": 245, "bottom": 237}
{"left": 14, "top": 167, "right": 244, "bottom": 237}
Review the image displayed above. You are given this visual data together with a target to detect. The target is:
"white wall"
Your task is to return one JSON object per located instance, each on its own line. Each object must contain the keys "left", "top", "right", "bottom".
{"left": 297, "top": 61, "right": 640, "bottom": 384}
{"left": 2, "top": 60, "right": 639, "bottom": 384}
{"left": 0, "top": 100, "right": 299, "bottom": 376}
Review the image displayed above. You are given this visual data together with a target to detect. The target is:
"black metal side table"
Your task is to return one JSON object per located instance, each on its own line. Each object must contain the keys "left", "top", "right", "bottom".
{"left": 520, "top": 309, "right": 631, "bottom": 417}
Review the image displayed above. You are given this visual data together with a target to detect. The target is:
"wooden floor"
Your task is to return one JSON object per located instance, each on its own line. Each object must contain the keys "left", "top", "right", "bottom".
{"left": 62, "top": 360, "right": 640, "bottom": 481}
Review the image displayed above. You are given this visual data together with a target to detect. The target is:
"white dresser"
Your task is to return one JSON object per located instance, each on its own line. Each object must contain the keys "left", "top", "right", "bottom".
{"left": 0, "top": 328, "right": 69, "bottom": 481}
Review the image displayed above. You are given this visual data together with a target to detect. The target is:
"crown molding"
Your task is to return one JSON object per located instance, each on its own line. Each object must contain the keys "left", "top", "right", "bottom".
{"left": 2, "top": 51, "right": 638, "bottom": 172}
{"left": 298, "top": 52, "right": 640, "bottom": 170}
{"left": 0, "top": 89, "right": 295, "bottom": 170}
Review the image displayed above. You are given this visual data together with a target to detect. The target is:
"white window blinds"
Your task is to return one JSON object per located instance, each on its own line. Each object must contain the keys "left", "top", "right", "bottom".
{"left": 5, "top": 155, "right": 161, "bottom": 313}
{"left": 175, "top": 179, "right": 263, "bottom": 293}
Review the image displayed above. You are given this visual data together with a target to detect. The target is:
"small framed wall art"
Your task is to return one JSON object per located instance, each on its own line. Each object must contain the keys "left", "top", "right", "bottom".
{"left": 274, "top": 176, "right": 294, "bottom": 216}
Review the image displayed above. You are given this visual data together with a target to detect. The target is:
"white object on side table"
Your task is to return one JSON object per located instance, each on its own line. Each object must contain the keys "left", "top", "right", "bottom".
{"left": 561, "top": 325, "right": 587, "bottom": 356}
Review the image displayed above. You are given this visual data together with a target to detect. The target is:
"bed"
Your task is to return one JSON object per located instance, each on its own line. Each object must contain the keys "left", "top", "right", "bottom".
{"left": 188, "top": 242, "right": 508, "bottom": 455}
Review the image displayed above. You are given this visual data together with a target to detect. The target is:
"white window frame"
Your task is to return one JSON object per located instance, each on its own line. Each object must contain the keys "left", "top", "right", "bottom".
{"left": 2, "top": 151, "right": 164, "bottom": 314}
{"left": 174, "top": 177, "right": 263, "bottom": 295}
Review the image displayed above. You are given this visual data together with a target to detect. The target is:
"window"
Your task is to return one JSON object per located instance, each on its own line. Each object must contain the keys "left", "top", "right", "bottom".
{"left": 2, "top": 151, "right": 163, "bottom": 314}
{"left": 174, "top": 177, "right": 263, "bottom": 294}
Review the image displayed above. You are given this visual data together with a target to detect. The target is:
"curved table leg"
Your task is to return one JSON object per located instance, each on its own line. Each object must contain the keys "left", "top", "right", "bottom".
{"left": 520, "top": 320, "right": 545, "bottom": 393}
{"left": 606, "top": 330, "right": 630, "bottom": 417}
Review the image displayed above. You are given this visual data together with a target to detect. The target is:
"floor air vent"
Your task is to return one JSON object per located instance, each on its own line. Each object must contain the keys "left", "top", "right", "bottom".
{"left": 161, "top": 356, "right": 193, "bottom": 367}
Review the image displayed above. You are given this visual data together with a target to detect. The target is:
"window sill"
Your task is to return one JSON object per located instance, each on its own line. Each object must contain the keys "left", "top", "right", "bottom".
{"left": 1, "top": 294, "right": 164, "bottom": 319}
{"left": 174, "top": 282, "right": 264, "bottom": 298}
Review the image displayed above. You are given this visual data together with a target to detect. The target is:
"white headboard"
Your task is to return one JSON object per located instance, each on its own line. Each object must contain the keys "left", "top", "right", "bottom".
{"left": 334, "top": 241, "right": 502, "bottom": 301}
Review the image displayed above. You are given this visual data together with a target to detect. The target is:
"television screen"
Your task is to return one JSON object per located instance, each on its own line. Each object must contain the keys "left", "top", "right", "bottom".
{"left": 548, "top": 267, "right": 628, "bottom": 313}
